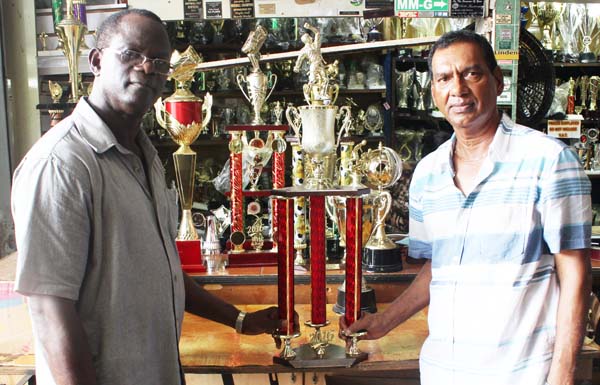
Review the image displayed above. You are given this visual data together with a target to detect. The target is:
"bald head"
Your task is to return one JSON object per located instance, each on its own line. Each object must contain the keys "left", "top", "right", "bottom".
{"left": 95, "top": 9, "right": 167, "bottom": 50}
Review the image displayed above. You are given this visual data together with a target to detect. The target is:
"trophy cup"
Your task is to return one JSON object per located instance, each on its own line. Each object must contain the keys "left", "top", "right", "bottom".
{"left": 55, "top": 0, "right": 86, "bottom": 103}
{"left": 415, "top": 70, "right": 431, "bottom": 111}
{"left": 362, "top": 143, "right": 404, "bottom": 272}
{"left": 397, "top": 68, "right": 415, "bottom": 110}
{"left": 237, "top": 25, "right": 277, "bottom": 125}
{"left": 48, "top": 80, "right": 64, "bottom": 128}
{"left": 530, "top": 2, "right": 562, "bottom": 51}
{"left": 363, "top": 104, "right": 384, "bottom": 137}
{"left": 557, "top": 4, "right": 584, "bottom": 63}
{"left": 579, "top": 4, "right": 597, "bottom": 63}
{"left": 155, "top": 46, "right": 212, "bottom": 242}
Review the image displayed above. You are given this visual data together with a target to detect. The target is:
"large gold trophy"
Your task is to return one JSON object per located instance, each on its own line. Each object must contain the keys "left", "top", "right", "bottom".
{"left": 155, "top": 46, "right": 212, "bottom": 241}
{"left": 55, "top": 0, "right": 86, "bottom": 103}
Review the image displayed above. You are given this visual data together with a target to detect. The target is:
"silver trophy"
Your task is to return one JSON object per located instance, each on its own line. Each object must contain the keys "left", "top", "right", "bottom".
{"left": 237, "top": 25, "right": 278, "bottom": 125}
{"left": 558, "top": 4, "right": 584, "bottom": 62}
{"left": 415, "top": 70, "right": 431, "bottom": 111}
{"left": 578, "top": 4, "right": 597, "bottom": 62}
{"left": 396, "top": 68, "right": 415, "bottom": 110}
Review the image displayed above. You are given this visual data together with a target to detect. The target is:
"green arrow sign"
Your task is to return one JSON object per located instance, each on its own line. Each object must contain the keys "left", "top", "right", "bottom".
{"left": 395, "top": 0, "right": 449, "bottom": 12}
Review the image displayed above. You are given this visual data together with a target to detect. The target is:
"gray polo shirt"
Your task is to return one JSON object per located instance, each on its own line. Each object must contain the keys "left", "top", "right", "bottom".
{"left": 12, "top": 98, "right": 185, "bottom": 385}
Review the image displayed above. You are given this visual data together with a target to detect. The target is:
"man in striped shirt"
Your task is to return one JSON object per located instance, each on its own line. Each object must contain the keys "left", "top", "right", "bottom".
{"left": 342, "top": 30, "right": 591, "bottom": 385}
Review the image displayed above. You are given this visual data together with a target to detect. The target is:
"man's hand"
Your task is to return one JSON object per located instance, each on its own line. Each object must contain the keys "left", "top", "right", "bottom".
{"left": 242, "top": 307, "right": 300, "bottom": 349}
{"left": 338, "top": 312, "right": 391, "bottom": 343}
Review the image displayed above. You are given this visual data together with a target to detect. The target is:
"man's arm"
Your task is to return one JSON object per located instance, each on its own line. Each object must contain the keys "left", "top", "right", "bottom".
{"left": 183, "top": 272, "right": 282, "bottom": 335}
{"left": 341, "top": 260, "right": 432, "bottom": 339}
{"left": 28, "top": 294, "right": 97, "bottom": 385}
{"left": 547, "top": 249, "right": 591, "bottom": 385}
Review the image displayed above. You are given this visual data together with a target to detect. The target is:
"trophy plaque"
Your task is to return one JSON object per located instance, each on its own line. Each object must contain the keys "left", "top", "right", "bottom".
{"left": 155, "top": 46, "right": 212, "bottom": 246}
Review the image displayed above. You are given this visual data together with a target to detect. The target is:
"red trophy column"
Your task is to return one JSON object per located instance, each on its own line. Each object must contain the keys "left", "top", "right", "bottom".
{"left": 344, "top": 197, "right": 362, "bottom": 326}
{"left": 272, "top": 133, "right": 286, "bottom": 250}
{"left": 229, "top": 133, "right": 244, "bottom": 234}
{"left": 309, "top": 195, "right": 327, "bottom": 325}
{"left": 276, "top": 198, "right": 295, "bottom": 335}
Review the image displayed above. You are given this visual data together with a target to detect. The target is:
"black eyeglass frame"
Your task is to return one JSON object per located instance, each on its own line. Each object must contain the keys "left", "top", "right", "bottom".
{"left": 100, "top": 47, "right": 172, "bottom": 75}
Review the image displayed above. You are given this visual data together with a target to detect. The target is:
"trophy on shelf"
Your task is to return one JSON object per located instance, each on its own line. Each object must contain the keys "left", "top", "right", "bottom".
{"left": 589, "top": 76, "right": 599, "bottom": 116}
{"left": 578, "top": 4, "right": 597, "bottom": 63}
{"left": 415, "top": 70, "right": 431, "bottom": 111}
{"left": 557, "top": 4, "right": 583, "bottom": 62}
{"left": 397, "top": 68, "right": 415, "bottom": 110}
{"left": 48, "top": 80, "right": 64, "bottom": 128}
{"left": 363, "top": 104, "right": 384, "bottom": 137}
{"left": 154, "top": 46, "right": 213, "bottom": 243}
{"left": 55, "top": 0, "right": 86, "bottom": 103}
{"left": 362, "top": 143, "right": 404, "bottom": 272}
{"left": 530, "top": 2, "right": 562, "bottom": 51}
{"left": 579, "top": 76, "right": 590, "bottom": 115}
{"left": 237, "top": 25, "right": 277, "bottom": 125}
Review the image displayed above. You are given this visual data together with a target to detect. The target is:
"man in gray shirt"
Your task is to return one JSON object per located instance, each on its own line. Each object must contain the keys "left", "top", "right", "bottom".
{"left": 12, "top": 9, "right": 286, "bottom": 385}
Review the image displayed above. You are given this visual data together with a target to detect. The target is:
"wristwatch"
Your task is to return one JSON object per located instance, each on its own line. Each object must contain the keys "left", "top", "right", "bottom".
{"left": 235, "top": 311, "right": 247, "bottom": 334}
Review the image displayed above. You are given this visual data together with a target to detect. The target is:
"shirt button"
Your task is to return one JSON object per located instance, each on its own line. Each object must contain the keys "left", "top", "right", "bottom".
{"left": 173, "top": 275, "right": 178, "bottom": 282}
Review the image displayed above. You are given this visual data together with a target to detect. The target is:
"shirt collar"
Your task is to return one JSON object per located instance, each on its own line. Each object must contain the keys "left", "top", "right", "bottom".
{"left": 71, "top": 97, "right": 157, "bottom": 161}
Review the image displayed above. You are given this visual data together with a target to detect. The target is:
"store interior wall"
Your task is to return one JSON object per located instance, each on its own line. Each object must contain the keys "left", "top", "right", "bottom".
{"left": 0, "top": 1, "right": 15, "bottom": 256}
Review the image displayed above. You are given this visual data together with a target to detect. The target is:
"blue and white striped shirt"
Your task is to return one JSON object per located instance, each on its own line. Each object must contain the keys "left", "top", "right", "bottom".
{"left": 408, "top": 114, "right": 591, "bottom": 385}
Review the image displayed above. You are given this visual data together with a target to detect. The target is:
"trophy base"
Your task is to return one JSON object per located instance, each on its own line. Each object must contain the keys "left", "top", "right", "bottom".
{"left": 579, "top": 52, "right": 597, "bottom": 63}
{"left": 332, "top": 285, "right": 377, "bottom": 315}
{"left": 362, "top": 245, "right": 406, "bottom": 273}
{"left": 176, "top": 240, "right": 206, "bottom": 273}
{"left": 273, "top": 343, "right": 367, "bottom": 368}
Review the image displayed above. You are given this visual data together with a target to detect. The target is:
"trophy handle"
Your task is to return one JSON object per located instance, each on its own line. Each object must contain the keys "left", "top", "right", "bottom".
{"left": 202, "top": 92, "right": 213, "bottom": 131}
{"left": 154, "top": 97, "right": 168, "bottom": 129}
{"left": 286, "top": 106, "right": 302, "bottom": 140}
{"left": 236, "top": 73, "right": 251, "bottom": 103}
{"left": 265, "top": 73, "right": 278, "bottom": 102}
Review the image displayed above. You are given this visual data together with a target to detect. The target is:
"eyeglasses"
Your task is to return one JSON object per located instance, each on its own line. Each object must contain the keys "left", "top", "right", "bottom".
{"left": 101, "top": 48, "right": 172, "bottom": 75}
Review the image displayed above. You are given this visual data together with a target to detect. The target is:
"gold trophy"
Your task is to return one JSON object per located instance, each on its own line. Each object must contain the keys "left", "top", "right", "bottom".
{"left": 155, "top": 46, "right": 212, "bottom": 241}
{"left": 590, "top": 76, "right": 599, "bottom": 113}
{"left": 530, "top": 2, "right": 562, "bottom": 51}
{"left": 48, "top": 80, "right": 64, "bottom": 128}
{"left": 361, "top": 143, "right": 404, "bottom": 272}
{"left": 55, "top": 0, "right": 86, "bottom": 103}
{"left": 237, "top": 25, "right": 277, "bottom": 125}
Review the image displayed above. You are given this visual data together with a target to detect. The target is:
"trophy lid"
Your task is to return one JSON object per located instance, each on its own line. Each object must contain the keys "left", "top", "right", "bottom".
{"left": 170, "top": 46, "right": 203, "bottom": 84}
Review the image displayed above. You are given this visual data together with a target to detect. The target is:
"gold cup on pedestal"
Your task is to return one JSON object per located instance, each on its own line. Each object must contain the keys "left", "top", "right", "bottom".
{"left": 530, "top": 2, "right": 562, "bottom": 51}
{"left": 154, "top": 46, "right": 212, "bottom": 241}
{"left": 55, "top": 0, "right": 86, "bottom": 103}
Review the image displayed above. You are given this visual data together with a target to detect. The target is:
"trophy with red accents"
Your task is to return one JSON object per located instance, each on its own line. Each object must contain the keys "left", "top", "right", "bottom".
{"left": 155, "top": 46, "right": 212, "bottom": 267}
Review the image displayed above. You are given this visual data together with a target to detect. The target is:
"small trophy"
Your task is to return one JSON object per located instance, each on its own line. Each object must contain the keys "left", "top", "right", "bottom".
{"left": 530, "top": 2, "right": 562, "bottom": 51}
{"left": 578, "top": 4, "right": 597, "bottom": 63}
{"left": 242, "top": 131, "right": 274, "bottom": 191}
{"left": 567, "top": 77, "right": 576, "bottom": 115}
{"left": 589, "top": 76, "right": 599, "bottom": 115}
{"left": 361, "top": 143, "right": 404, "bottom": 272}
{"left": 363, "top": 104, "right": 384, "bottom": 137}
{"left": 155, "top": 46, "right": 212, "bottom": 241}
{"left": 396, "top": 68, "right": 415, "bottom": 110}
{"left": 237, "top": 25, "right": 277, "bottom": 125}
{"left": 55, "top": 0, "right": 86, "bottom": 103}
{"left": 48, "top": 80, "right": 64, "bottom": 128}
{"left": 415, "top": 70, "right": 431, "bottom": 111}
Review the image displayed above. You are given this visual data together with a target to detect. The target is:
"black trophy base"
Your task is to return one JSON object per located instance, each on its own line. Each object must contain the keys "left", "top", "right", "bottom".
{"left": 363, "top": 246, "right": 405, "bottom": 273}
{"left": 273, "top": 343, "right": 367, "bottom": 368}
{"left": 333, "top": 285, "right": 377, "bottom": 315}
{"left": 580, "top": 52, "right": 597, "bottom": 63}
